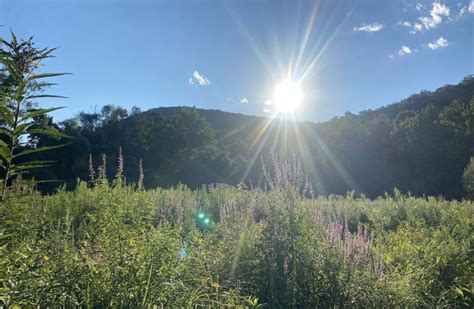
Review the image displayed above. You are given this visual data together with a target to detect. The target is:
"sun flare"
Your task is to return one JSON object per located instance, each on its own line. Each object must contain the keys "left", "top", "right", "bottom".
{"left": 273, "top": 80, "right": 302, "bottom": 113}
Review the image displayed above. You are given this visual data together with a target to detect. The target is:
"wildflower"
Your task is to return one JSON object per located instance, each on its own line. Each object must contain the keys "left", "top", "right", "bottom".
{"left": 117, "top": 146, "right": 124, "bottom": 176}
{"left": 98, "top": 154, "right": 107, "bottom": 180}
{"left": 138, "top": 158, "right": 144, "bottom": 187}
{"left": 88, "top": 154, "right": 95, "bottom": 182}
{"left": 283, "top": 259, "right": 289, "bottom": 277}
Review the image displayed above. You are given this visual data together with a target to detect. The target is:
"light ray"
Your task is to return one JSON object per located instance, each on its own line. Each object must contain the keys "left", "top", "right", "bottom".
{"left": 294, "top": 1, "right": 320, "bottom": 77}
{"left": 309, "top": 132, "right": 359, "bottom": 192}
{"left": 299, "top": 8, "right": 353, "bottom": 82}
{"left": 240, "top": 115, "right": 278, "bottom": 182}
{"left": 226, "top": 8, "right": 278, "bottom": 80}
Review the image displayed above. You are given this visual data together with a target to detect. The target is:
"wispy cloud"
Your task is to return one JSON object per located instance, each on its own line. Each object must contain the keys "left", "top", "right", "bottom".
{"left": 388, "top": 45, "right": 413, "bottom": 59}
{"left": 353, "top": 23, "right": 384, "bottom": 32}
{"left": 239, "top": 97, "right": 249, "bottom": 104}
{"left": 459, "top": 0, "right": 474, "bottom": 16}
{"left": 413, "top": 23, "right": 424, "bottom": 33}
{"left": 398, "top": 45, "right": 413, "bottom": 56}
{"left": 427, "top": 36, "right": 448, "bottom": 49}
{"left": 262, "top": 100, "right": 273, "bottom": 113}
{"left": 188, "top": 70, "right": 210, "bottom": 87}
{"left": 416, "top": 2, "right": 450, "bottom": 31}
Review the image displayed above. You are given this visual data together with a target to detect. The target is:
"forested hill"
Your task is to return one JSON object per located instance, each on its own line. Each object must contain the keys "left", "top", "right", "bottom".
{"left": 32, "top": 76, "right": 473, "bottom": 199}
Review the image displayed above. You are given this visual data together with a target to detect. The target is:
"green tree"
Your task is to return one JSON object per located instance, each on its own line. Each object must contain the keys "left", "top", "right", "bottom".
{"left": 463, "top": 157, "right": 474, "bottom": 200}
{"left": 439, "top": 97, "right": 474, "bottom": 136}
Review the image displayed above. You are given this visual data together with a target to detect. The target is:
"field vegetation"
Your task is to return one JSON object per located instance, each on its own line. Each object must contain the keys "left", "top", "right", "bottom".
{"left": 1, "top": 155, "right": 473, "bottom": 307}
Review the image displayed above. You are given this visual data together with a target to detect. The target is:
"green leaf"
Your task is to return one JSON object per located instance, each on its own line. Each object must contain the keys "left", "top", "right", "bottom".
{"left": 9, "top": 30, "right": 17, "bottom": 45}
{"left": 13, "top": 143, "right": 70, "bottom": 158}
{"left": 0, "top": 104, "right": 14, "bottom": 126}
{"left": 0, "top": 144, "right": 10, "bottom": 160}
{"left": 13, "top": 123, "right": 32, "bottom": 138}
{"left": 25, "top": 94, "right": 68, "bottom": 100}
{"left": 29, "top": 128, "right": 71, "bottom": 139}
{"left": 27, "top": 72, "right": 71, "bottom": 81}
{"left": 13, "top": 160, "right": 56, "bottom": 170}
{"left": 14, "top": 80, "right": 26, "bottom": 101}
{"left": 20, "top": 107, "right": 64, "bottom": 121}
{"left": 454, "top": 287, "right": 464, "bottom": 298}
{"left": 0, "top": 90, "right": 11, "bottom": 98}
{"left": 0, "top": 37, "right": 14, "bottom": 49}
{"left": 0, "top": 128, "right": 11, "bottom": 137}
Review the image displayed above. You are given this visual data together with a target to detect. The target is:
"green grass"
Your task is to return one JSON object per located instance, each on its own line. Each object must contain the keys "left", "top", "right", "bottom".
{"left": 1, "top": 181, "right": 473, "bottom": 307}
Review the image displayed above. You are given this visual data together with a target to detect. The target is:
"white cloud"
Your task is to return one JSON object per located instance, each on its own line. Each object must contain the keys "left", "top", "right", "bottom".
{"left": 389, "top": 45, "right": 416, "bottom": 58}
{"left": 414, "top": 23, "right": 424, "bottom": 31}
{"left": 415, "top": 3, "right": 424, "bottom": 11}
{"left": 427, "top": 36, "right": 448, "bottom": 49}
{"left": 188, "top": 70, "right": 210, "bottom": 87}
{"left": 455, "top": 1, "right": 474, "bottom": 19}
{"left": 416, "top": 2, "right": 450, "bottom": 31}
{"left": 264, "top": 100, "right": 273, "bottom": 106}
{"left": 398, "top": 46, "right": 413, "bottom": 56}
{"left": 353, "top": 23, "right": 384, "bottom": 32}
{"left": 263, "top": 108, "right": 271, "bottom": 113}
{"left": 239, "top": 97, "right": 249, "bottom": 104}
{"left": 401, "top": 21, "right": 412, "bottom": 27}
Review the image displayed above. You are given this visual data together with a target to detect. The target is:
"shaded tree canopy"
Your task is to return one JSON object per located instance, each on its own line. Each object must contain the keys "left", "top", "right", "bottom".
{"left": 27, "top": 76, "right": 474, "bottom": 199}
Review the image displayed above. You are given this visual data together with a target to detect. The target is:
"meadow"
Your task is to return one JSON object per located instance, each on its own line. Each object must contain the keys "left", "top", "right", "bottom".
{"left": 1, "top": 160, "right": 472, "bottom": 308}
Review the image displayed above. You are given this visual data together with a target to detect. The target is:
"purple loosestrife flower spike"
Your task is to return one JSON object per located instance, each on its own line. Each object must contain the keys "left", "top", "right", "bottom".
{"left": 138, "top": 159, "right": 144, "bottom": 188}
{"left": 88, "top": 154, "right": 95, "bottom": 182}
{"left": 98, "top": 153, "right": 107, "bottom": 181}
{"left": 283, "top": 258, "right": 289, "bottom": 278}
{"left": 117, "top": 146, "right": 124, "bottom": 176}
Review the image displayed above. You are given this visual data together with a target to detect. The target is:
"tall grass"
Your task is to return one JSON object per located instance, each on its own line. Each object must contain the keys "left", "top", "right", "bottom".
{"left": 0, "top": 160, "right": 473, "bottom": 307}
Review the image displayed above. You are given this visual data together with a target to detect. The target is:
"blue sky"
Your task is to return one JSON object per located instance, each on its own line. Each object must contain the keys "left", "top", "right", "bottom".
{"left": 1, "top": 0, "right": 473, "bottom": 122}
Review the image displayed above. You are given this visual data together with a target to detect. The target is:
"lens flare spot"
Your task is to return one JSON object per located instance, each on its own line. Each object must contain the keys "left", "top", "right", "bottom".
{"left": 179, "top": 248, "right": 188, "bottom": 258}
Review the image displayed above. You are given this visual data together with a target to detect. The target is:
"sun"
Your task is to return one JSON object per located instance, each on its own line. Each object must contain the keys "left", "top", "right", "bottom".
{"left": 273, "top": 79, "right": 302, "bottom": 113}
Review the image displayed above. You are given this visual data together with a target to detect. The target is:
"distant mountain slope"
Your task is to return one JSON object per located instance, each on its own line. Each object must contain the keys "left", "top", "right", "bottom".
{"left": 34, "top": 76, "right": 474, "bottom": 199}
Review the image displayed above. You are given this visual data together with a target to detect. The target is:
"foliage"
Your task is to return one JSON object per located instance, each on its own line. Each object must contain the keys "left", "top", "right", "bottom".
{"left": 0, "top": 32, "right": 68, "bottom": 199}
{"left": 1, "top": 164, "right": 472, "bottom": 307}
{"left": 25, "top": 77, "right": 474, "bottom": 199}
{"left": 463, "top": 157, "right": 474, "bottom": 200}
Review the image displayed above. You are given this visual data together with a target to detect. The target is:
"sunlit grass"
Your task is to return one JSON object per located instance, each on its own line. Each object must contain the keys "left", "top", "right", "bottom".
{"left": 1, "top": 173, "right": 472, "bottom": 306}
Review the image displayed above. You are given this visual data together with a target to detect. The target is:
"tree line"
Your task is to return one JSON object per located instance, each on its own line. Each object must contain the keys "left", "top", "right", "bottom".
{"left": 27, "top": 76, "right": 473, "bottom": 199}
{"left": 1, "top": 32, "right": 473, "bottom": 199}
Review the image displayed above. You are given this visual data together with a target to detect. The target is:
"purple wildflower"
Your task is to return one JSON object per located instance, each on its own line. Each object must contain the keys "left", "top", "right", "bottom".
{"left": 88, "top": 154, "right": 95, "bottom": 182}
{"left": 117, "top": 146, "right": 124, "bottom": 176}
{"left": 138, "top": 159, "right": 144, "bottom": 188}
